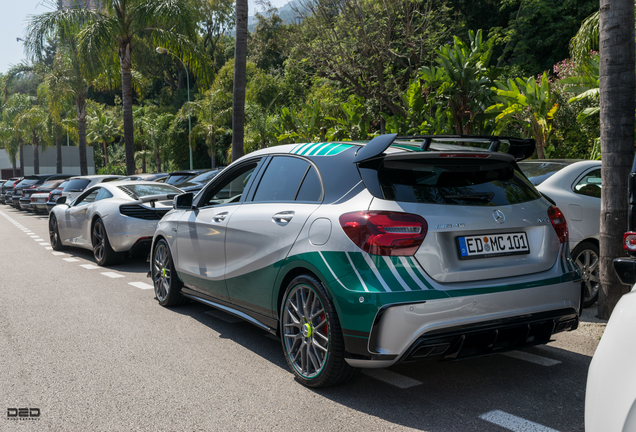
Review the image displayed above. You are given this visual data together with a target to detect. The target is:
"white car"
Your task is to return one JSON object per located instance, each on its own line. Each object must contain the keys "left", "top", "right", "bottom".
{"left": 518, "top": 159, "right": 602, "bottom": 307}
{"left": 585, "top": 256, "right": 636, "bottom": 432}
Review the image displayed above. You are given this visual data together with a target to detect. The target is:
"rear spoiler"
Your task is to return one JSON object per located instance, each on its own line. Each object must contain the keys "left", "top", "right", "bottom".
{"left": 353, "top": 134, "right": 536, "bottom": 163}
{"left": 135, "top": 193, "right": 177, "bottom": 207}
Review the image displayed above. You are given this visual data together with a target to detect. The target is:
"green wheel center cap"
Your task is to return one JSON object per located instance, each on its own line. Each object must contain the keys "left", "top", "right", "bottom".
{"left": 302, "top": 322, "right": 313, "bottom": 338}
{"left": 162, "top": 268, "right": 166, "bottom": 278}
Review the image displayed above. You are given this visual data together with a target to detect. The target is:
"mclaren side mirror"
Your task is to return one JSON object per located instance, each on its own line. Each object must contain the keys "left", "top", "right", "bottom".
{"left": 173, "top": 192, "right": 194, "bottom": 210}
{"left": 56, "top": 196, "right": 68, "bottom": 206}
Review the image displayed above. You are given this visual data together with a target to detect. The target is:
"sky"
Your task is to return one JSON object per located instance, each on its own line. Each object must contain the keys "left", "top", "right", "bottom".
{"left": 0, "top": 0, "right": 290, "bottom": 75}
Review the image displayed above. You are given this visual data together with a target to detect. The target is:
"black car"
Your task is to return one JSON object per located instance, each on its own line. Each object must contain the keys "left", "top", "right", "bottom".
{"left": 173, "top": 168, "right": 224, "bottom": 195}
{"left": 20, "top": 177, "right": 70, "bottom": 213}
{"left": 12, "top": 174, "right": 70, "bottom": 210}
{"left": 1, "top": 178, "right": 22, "bottom": 205}
{"left": 45, "top": 180, "right": 70, "bottom": 214}
{"left": 163, "top": 169, "right": 214, "bottom": 186}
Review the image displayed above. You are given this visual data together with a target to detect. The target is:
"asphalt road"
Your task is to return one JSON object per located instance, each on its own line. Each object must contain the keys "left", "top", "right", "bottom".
{"left": 0, "top": 207, "right": 603, "bottom": 432}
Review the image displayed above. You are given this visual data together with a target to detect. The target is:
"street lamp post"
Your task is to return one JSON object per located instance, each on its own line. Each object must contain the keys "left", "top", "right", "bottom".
{"left": 156, "top": 47, "right": 192, "bottom": 170}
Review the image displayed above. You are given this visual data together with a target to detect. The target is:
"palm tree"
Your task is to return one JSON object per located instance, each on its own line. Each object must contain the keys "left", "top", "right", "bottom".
{"left": 232, "top": 0, "right": 248, "bottom": 163}
{"left": 87, "top": 104, "right": 118, "bottom": 167}
{"left": 597, "top": 0, "right": 636, "bottom": 318}
{"left": 189, "top": 88, "right": 231, "bottom": 168}
{"left": 26, "top": 0, "right": 209, "bottom": 176}
{"left": 16, "top": 106, "right": 50, "bottom": 175}
{"left": 3, "top": 94, "right": 36, "bottom": 176}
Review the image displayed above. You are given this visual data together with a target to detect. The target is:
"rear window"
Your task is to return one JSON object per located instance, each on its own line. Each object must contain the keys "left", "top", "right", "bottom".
{"left": 377, "top": 158, "right": 540, "bottom": 206}
{"left": 64, "top": 179, "right": 91, "bottom": 192}
{"left": 118, "top": 184, "right": 181, "bottom": 199}
{"left": 18, "top": 179, "right": 38, "bottom": 187}
{"left": 165, "top": 174, "right": 194, "bottom": 185}
{"left": 517, "top": 161, "right": 570, "bottom": 185}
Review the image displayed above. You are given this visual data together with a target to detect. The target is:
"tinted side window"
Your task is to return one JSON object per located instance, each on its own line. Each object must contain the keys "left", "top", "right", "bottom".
{"left": 95, "top": 188, "right": 114, "bottom": 201}
{"left": 296, "top": 166, "right": 322, "bottom": 202}
{"left": 65, "top": 179, "right": 91, "bottom": 192}
{"left": 200, "top": 162, "right": 259, "bottom": 207}
{"left": 74, "top": 189, "right": 99, "bottom": 206}
{"left": 253, "top": 157, "right": 310, "bottom": 202}
{"left": 574, "top": 168, "right": 602, "bottom": 198}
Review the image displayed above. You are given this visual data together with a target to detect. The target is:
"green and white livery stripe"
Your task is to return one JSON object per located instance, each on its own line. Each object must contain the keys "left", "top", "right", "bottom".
{"left": 345, "top": 252, "right": 369, "bottom": 292}
{"left": 289, "top": 142, "right": 354, "bottom": 156}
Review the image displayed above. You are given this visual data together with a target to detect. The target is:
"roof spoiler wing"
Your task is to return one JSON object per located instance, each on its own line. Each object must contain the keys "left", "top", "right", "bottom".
{"left": 353, "top": 134, "right": 536, "bottom": 163}
{"left": 136, "top": 193, "right": 178, "bottom": 207}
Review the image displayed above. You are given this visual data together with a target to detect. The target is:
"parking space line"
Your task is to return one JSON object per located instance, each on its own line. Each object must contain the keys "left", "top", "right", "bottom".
{"left": 128, "top": 282, "right": 153, "bottom": 290}
{"left": 38, "top": 242, "right": 49, "bottom": 246}
{"left": 362, "top": 369, "right": 422, "bottom": 389}
{"left": 51, "top": 252, "right": 66, "bottom": 256}
{"left": 101, "top": 272, "right": 125, "bottom": 279}
{"left": 29, "top": 235, "right": 38, "bottom": 237}
{"left": 33, "top": 238, "right": 44, "bottom": 242}
{"left": 45, "top": 247, "right": 53, "bottom": 250}
{"left": 62, "top": 258, "right": 80, "bottom": 263}
{"left": 503, "top": 351, "right": 561, "bottom": 366}
{"left": 80, "top": 264, "right": 100, "bottom": 270}
{"left": 479, "top": 410, "right": 560, "bottom": 432}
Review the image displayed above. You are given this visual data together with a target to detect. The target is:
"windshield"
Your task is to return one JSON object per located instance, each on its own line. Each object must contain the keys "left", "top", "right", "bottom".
{"left": 517, "top": 161, "right": 571, "bottom": 185}
{"left": 118, "top": 184, "right": 182, "bottom": 199}
{"left": 165, "top": 174, "right": 194, "bottom": 185}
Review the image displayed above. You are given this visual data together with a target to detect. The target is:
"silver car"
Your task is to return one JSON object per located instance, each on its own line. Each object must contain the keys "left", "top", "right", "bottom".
{"left": 518, "top": 159, "right": 601, "bottom": 307}
{"left": 151, "top": 135, "right": 581, "bottom": 388}
{"left": 49, "top": 181, "right": 182, "bottom": 266}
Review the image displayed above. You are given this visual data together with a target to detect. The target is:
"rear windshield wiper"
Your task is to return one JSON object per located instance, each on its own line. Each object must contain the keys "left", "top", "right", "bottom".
{"left": 445, "top": 192, "right": 495, "bottom": 202}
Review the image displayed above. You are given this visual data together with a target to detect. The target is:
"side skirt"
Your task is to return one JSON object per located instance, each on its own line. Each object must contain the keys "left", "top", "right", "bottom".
{"left": 181, "top": 287, "right": 278, "bottom": 335}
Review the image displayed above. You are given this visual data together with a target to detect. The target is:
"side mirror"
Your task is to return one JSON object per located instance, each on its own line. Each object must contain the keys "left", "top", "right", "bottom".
{"left": 613, "top": 258, "right": 636, "bottom": 286}
{"left": 56, "top": 196, "right": 67, "bottom": 206}
{"left": 173, "top": 192, "right": 194, "bottom": 210}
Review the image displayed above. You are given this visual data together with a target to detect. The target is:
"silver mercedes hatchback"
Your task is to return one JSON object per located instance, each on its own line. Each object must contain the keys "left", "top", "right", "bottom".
{"left": 150, "top": 134, "right": 581, "bottom": 387}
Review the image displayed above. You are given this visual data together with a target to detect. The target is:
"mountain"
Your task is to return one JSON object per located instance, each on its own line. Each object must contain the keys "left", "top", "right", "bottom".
{"left": 248, "top": 0, "right": 304, "bottom": 31}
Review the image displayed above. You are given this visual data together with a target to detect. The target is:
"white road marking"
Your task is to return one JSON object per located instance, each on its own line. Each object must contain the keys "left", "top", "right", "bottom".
{"left": 45, "top": 247, "right": 52, "bottom": 250}
{"left": 503, "top": 351, "right": 561, "bottom": 367}
{"left": 62, "top": 258, "right": 80, "bottom": 263}
{"left": 128, "top": 282, "right": 153, "bottom": 290}
{"left": 33, "top": 238, "right": 44, "bottom": 242}
{"left": 29, "top": 235, "right": 38, "bottom": 237}
{"left": 80, "top": 264, "right": 100, "bottom": 270}
{"left": 362, "top": 369, "right": 422, "bottom": 389}
{"left": 51, "top": 252, "right": 66, "bottom": 256}
{"left": 479, "top": 410, "right": 560, "bottom": 432}
{"left": 204, "top": 309, "right": 243, "bottom": 323}
{"left": 38, "top": 242, "right": 49, "bottom": 246}
{"left": 101, "top": 272, "right": 124, "bottom": 279}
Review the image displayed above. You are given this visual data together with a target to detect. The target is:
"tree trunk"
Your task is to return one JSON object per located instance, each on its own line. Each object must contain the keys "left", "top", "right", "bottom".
{"left": 142, "top": 140, "right": 146, "bottom": 173}
{"left": 598, "top": 0, "right": 635, "bottom": 319}
{"left": 56, "top": 131, "right": 62, "bottom": 173}
{"left": 155, "top": 146, "right": 161, "bottom": 173}
{"left": 102, "top": 141, "right": 109, "bottom": 166}
{"left": 33, "top": 134, "right": 39, "bottom": 175}
{"left": 232, "top": 0, "right": 248, "bottom": 163}
{"left": 77, "top": 93, "right": 88, "bottom": 176}
{"left": 19, "top": 142, "right": 24, "bottom": 176}
{"left": 119, "top": 40, "right": 136, "bottom": 175}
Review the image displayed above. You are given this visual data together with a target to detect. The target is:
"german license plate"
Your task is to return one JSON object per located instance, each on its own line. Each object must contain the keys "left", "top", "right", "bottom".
{"left": 457, "top": 232, "right": 529, "bottom": 259}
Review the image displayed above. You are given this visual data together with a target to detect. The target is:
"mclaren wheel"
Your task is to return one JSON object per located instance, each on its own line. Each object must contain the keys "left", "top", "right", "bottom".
{"left": 49, "top": 214, "right": 65, "bottom": 251}
{"left": 573, "top": 241, "right": 600, "bottom": 308}
{"left": 280, "top": 274, "right": 358, "bottom": 388}
{"left": 152, "top": 238, "right": 186, "bottom": 307}
{"left": 91, "top": 218, "right": 123, "bottom": 266}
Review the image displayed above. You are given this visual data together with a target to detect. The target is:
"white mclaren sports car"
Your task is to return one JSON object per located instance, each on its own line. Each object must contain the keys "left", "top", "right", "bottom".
{"left": 49, "top": 181, "right": 181, "bottom": 266}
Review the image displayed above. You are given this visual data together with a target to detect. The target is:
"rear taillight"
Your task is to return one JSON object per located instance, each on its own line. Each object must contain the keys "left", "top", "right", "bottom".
{"left": 548, "top": 206, "right": 568, "bottom": 244}
{"left": 623, "top": 232, "right": 636, "bottom": 252}
{"left": 339, "top": 211, "right": 428, "bottom": 256}
{"left": 47, "top": 191, "right": 53, "bottom": 201}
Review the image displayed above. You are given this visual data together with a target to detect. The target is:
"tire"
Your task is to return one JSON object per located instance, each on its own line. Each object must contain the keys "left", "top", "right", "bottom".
{"left": 280, "top": 275, "right": 358, "bottom": 388}
{"left": 91, "top": 218, "right": 123, "bottom": 266}
{"left": 152, "top": 239, "right": 186, "bottom": 307}
{"left": 572, "top": 241, "right": 600, "bottom": 308}
{"left": 49, "top": 214, "right": 66, "bottom": 251}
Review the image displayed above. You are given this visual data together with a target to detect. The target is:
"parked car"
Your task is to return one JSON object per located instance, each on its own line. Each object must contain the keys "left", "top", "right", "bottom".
{"left": 2, "top": 178, "right": 21, "bottom": 205}
{"left": 11, "top": 174, "right": 65, "bottom": 210}
{"left": 49, "top": 181, "right": 182, "bottom": 266}
{"left": 150, "top": 134, "right": 581, "bottom": 388}
{"left": 61, "top": 175, "right": 124, "bottom": 203}
{"left": 121, "top": 173, "right": 169, "bottom": 182}
{"left": 41, "top": 180, "right": 70, "bottom": 214}
{"left": 173, "top": 168, "right": 224, "bottom": 195}
{"left": 163, "top": 169, "right": 212, "bottom": 186}
{"left": 20, "top": 176, "right": 71, "bottom": 212}
{"left": 518, "top": 159, "right": 602, "bottom": 307}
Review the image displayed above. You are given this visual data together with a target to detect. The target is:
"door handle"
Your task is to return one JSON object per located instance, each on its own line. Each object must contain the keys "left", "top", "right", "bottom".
{"left": 213, "top": 212, "right": 228, "bottom": 223}
{"left": 273, "top": 211, "right": 295, "bottom": 224}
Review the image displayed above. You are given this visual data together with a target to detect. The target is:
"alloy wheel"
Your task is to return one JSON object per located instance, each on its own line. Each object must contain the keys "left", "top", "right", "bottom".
{"left": 153, "top": 242, "right": 171, "bottom": 302}
{"left": 575, "top": 248, "right": 600, "bottom": 304}
{"left": 92, "top": 223, "right": 105, "bottom": 262}
{"left": 49, "top": 217, "right": 58, "bottom": 247}
{"left": 282, "top": 284, "right": 329, "bottom": 379}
